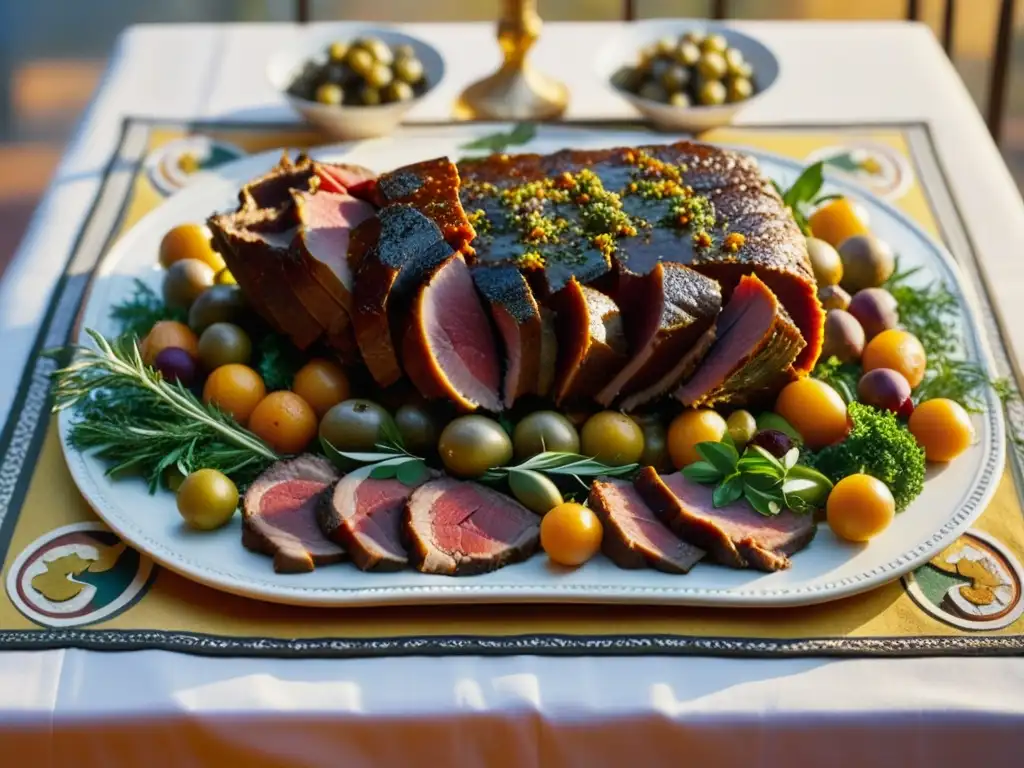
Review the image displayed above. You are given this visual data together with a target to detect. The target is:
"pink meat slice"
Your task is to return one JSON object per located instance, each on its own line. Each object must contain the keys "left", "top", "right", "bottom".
{"left": 589, "top": 479, "right": 705, "bottom": 573}
{"left": 403, "top": 255, "right": 502, "bottom": 412}
{"left": 314, "top": 162, "right": 378, "bottom": 194}
{"left": 404, "top": 478, "right": 540, "bottom": 575}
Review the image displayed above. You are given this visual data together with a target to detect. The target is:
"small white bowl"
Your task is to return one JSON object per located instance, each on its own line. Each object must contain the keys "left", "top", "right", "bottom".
{"left": 267, "top": 24, "right": 444, "bottom": 140}
{"left": 595, "top": 20, "right": 779, "bottom": 133}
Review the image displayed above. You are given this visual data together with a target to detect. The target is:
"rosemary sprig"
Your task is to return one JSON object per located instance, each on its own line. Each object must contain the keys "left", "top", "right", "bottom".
{"left": 52, "top": 330, "right": 279, "bottom": 491}
{"left": 481, "top": 452, "right": 639, "bottom": 489}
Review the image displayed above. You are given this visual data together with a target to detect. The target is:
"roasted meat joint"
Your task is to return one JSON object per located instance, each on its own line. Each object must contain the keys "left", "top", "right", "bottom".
{"left": 211, "top": 142, "right": 825, "bottom": 414}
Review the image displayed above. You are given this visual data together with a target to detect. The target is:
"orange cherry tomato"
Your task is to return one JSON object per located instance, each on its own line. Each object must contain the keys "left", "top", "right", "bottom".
{"left": 862, "top": 329, "right": 927, "bottom": 388}
{"left": 292, "top": 359, "right": 351, "bottom": 419}
{"left": 140, "top": 320, "right": 198, "bottom": 366}
{"left": 807, "top": 197, "right": 870, "bottom": 248}
{"left": 202, "top": 364, "right": 266, "bottom": 425}
{"left": 826, "top": 474, "right": 896, "bottom": 542}
{"left": 909, "top": 398, "right": 974, "bottom": 462}
{"left": 540, "top": 502, "right": 604, "bottom": 567}
{"left": 667, "top": 409, "right": 727, "bottom": 468}
{"left": 774, "top": 378, "right": 849, "bottom": 449}
{"left": 159, "top": 223, "right": 226, "bottom": 271}
{"left": 248, "top": 391, "right": 319, "bottom": 454}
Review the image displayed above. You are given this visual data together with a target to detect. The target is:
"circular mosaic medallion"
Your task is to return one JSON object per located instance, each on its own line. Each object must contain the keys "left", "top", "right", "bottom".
{"left": 903, "top": 529, "right": 1024, "bottom": 630}
{"left": 6, "top": 522, "right": 156, "bottom": 628}
{"left": 146, "top": 136, "right": 246, "bottom": 196}
{"left": 805, "top": 141, "right": 913, "bottom": 200}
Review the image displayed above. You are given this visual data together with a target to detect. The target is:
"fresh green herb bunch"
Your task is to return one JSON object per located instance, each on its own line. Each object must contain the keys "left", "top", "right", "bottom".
{"left": 110, "top": 279, "right": 186, "bottom": 339}
{"left": 256, "top": 332, "right": 306, "bottom": 392}
{"left": 812, "top": 355, "right": 861, "bottom": 404}
{"left": 772, "top": 162, "right": 839, "bottom": 235}
{"left": 807, "top": 401, "right": 924, "bottom": 512}
{"left": 682, "top": 441, "right": 832, "bottom": 516}
{"left": 51, "top": 330, "right": 279, "bottom": 492}
{"left": 481, "top": 452, "right": 639, "bottom": 490}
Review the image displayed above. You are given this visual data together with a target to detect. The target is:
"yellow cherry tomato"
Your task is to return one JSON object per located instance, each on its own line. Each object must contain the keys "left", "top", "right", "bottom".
{"left": 202, "top": 364, "right": 266, "bottom": 425}
{"left": 580, "top": 411, "right": 645, "bottom": 466}
{"left": 215, "top": 269, "right": 236, "bottom": 285}
{"left": 862, "top": 329, "right": 927, "bottom": 388}
{"left": 807, "top": 197, "right": 870, "bottom": 248}
{"left": 248, "top": 391, "right": 319, "bottom": 454}
{"left": 292, "top": 359, "right": 351, "bottom": 419}
{"left": 909, "top": 398, "right": 974, "bottom": 462}
{"left": 176, "top": 469, "right": 239, "bottom": 531}
{"left": 140, "top": 320, "right": 198, "bottom": 366}
{"left": 667, "top": 409, "right": 727, "bottom": 468}
{"left": 540, "top": 502, "right": 604, "bottom": 567}
{"left": 774, "top": 378, "right": 849, "bottom": 449}
{"left": 159, "top": 223, "right": 226, "bottom": 271}
{"left": 826, "top": 474, "right": 896, "bottom": 542}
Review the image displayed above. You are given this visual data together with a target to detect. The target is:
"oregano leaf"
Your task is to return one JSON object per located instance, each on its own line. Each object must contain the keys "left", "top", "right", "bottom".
{"left": 712, "top": 473, "right": 744, "bottom": 508}
{"left": 695, "top": 441, "right": 739, "bottom": 475}
{"left": 682, "top": 460, "right": 723, "bottom": 485}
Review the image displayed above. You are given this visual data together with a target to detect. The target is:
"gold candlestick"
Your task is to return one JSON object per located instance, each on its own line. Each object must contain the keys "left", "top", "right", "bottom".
{"left": 454, "top": 0, "right": 568, "bottom": 121}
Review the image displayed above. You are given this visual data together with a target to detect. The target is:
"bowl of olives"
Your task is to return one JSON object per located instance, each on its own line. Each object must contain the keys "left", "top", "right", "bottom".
{"left": 597, "top": 21, "right": 779, "bottom": 132}
{"left": 268, "top": 25, "right": 443, "bottom": 140}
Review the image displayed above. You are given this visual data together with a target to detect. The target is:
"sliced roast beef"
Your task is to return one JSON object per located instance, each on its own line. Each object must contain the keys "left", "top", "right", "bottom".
{"left": 404, "top": 477, "right": 540, "bottom": 575}
{"left": 403, "top": 254, "right": 503, "bottom": 412}
{"left": 242, "top": 455, "right": 344, "bottom": 573}
{"left": 589, "top": 478, "right": 705, "bottom": 573}
{"left": 550, "top": 279, "right": 629, "bottom": 405}
{"left": 536, "top": 307, "right": 558, "bottom": 397}
{"left": 237, "top": 153, "right": 318, "bottom": 211}
{"left": 634, "top": 467, "right": 816, "bottom": 571}
{"left": 313, "top": 161, "right": 377, "bottom": 197}
{"left": 318, "top": 464, "right": 433, "bottom": 571}
{"left": 352, "top": 205, "right": 456, "bottom": 386}
{"left": 208, "top": 205, "right": 323, "bottom": 349}
{"left": 377, "top": 158, "right": 476, "bottom": 254}
{"left": 675, "top": 274, "right": 805, "bottom": 408}
{"left": 471, "top": 264, "right": 543, "bottom": 408}
{"left": 596, "top": 263, "right": 722, "bottom": 407}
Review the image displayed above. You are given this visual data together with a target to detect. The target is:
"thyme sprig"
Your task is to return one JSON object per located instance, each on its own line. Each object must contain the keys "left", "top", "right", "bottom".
{"left": 51, "top": 330, "right": 278, "bottom": 491}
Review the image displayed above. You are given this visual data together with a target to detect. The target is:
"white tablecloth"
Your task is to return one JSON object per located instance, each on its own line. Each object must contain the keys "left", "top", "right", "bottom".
{"left": 3, "top": 21, "right": 1024, "bottom": 766}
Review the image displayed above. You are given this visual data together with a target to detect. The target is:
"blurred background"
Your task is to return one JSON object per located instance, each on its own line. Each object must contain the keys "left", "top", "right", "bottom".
{"left": 0, "top": 0, "right": 1021, "bottom": 278}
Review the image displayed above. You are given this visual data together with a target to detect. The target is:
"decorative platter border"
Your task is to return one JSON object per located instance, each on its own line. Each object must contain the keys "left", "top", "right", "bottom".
{"left": 55, "top": 122, "right": 1005, "bottom": 609}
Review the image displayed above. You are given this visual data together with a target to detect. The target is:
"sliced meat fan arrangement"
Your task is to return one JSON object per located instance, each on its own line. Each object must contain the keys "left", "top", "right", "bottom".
{"left": 212, "top": 140, "right": 827, "bottom": 579}
{"left": 210, "top": 141, "right": 824, "bottom": 414}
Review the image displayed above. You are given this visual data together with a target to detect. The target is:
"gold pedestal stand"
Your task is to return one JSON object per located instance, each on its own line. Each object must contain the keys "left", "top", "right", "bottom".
{"left": 454, "top": 0, "right": 568, "bottom": 121}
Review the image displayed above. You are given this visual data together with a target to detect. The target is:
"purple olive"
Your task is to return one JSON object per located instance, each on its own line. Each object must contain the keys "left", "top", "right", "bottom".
{"left": 749, "top": 429, "right": 795, "bottom": 458}
{"left": 818, "top": 284, "right": 851, "bottom": 311}
{"left": 848, "top": 288, "right": 899, "bottom": 341}
{"left": 857, "top": 368, "right": 913, "bottom": 419}
{"left": 154, "top": 346, "right": 197, "bottom": 387}
{"left": 821, "top": 309, "right": 865, "bottom": 364}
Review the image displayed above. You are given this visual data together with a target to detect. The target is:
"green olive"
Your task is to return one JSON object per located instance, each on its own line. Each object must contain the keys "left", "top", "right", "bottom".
{"left": 838, "top": 234, "right": 896, "bottom": 292}
{"left": 513, "top": 411, "right": 581, "bottom": 460}
{"left": 508, "top": 469, "right": 564, "bottom": 515}
{"left": 680, "top": 30, "right": 706, "bottom": 46}
{"left": 697, "top": 51, "right": 728, "bottom": 81}
{"left": 632, "top": 414, "right": 670, "bottom": 471}
{"left": 395, "top": 403, "right": 440, "bottom": 457}
{"left": 163, "top": 258, "right": 215, "bottom": 310}
{"left": 438, "top": 415, "right": 513, "bottom": 478}
{"left": 346, "top": 47, "right": 375, "bottom": 77}
{"left": 360, "top": 37, "right": 393, "bottom": 66}
{"left": 581, "top": 411, "right": 645, "bottom": 467}
{"left": 394, "top": 55, "right": 424, "bottom": 84}
{"left": 701, "top": 33, "right": 729, "bottom": 54}
{"left": 176, "top": 469, "right": 239, "bottom": 531}
{"left": 806, "top": 237, "right": 844, "bottom": 287}
{"left": 328, "top": 41, "right": 348, "bottom": 62}
{"left": 655, "top": 36, "right": 676, "bottom": 56}
{"left": 669, "top": 91, "right": 691, "bottom": 108}
{"left": 697, "top": 79, "right": 727, "bottom": 106}
{"left": 726, "top": 410, "right": 757, "bottom": 449}
{"left": 394, "top": 43, "right": 415, "bottom": 59}
{"left": 661, "top": 64, "right": 690, "bottom": 92}
{"left": 359, "top": 86, "right": 382, "bottom": 106}
{"left": 673, "top": 41, "right": 701, "bottom": 67}
{"left": 636, "top": 44, "right": 657, "bottom": 67}
{"left": 612, "top": 66, "right": 642, "bottom": 93}
{"left": 366, "top": 62, "right": 393, "bottom": 89}
{"left": 315, "top": 83, "right": 344, "bottom": 105}
{"left": 726, "top": 77, "right": 754, "bottom": 103}
{"left": 384, "top": 81, "right": 415, "bottom": 103}
{"left": 320, "top": 399, "right": 397, "bottom": 453}
{"left": 733, "top": 60, "right": 754, "bottom": 79}
{"left": 638, "top": 81, "right": 668, "bottom": 103}
{"left": 188, "top": 284, "right": 248, "bottom": 333}
{"left": 197, "top": 322, "right": 252, "bottom": 370}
